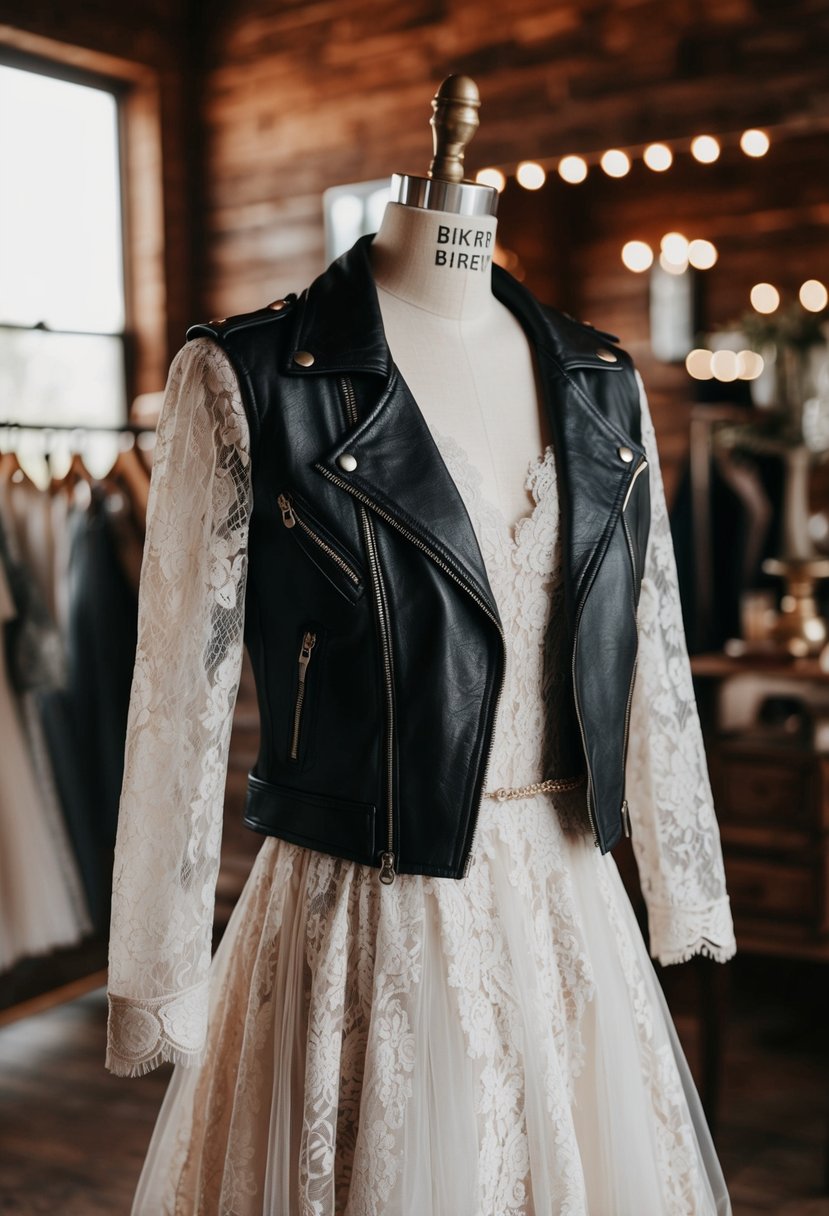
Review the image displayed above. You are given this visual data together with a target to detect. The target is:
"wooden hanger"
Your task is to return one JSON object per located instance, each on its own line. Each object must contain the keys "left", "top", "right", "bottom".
{"left": 49, "top": 447, "right": 96, "bottom": 499}
{"left": 102, "top": 437, "right": 151, "bottom": 532}
{"left": 0, "top": 446, "right": 36, "bottom": 490}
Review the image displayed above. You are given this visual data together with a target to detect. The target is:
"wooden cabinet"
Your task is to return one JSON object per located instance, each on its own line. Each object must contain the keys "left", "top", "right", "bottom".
{"left": 692, "top": 654, "right": 829, "bottom": 960}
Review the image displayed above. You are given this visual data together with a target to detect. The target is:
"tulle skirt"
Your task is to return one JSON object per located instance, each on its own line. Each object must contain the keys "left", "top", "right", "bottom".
{"left": 132, "top": 789, "right": 731, "bottom": 1216}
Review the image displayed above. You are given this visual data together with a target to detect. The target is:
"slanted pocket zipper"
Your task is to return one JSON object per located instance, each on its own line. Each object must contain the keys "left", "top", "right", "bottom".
{"left": 290, "top": 629, "right": 317, "bottom": 761}
{"left": 277, "top": 491, "right": 363, "bottom": 591}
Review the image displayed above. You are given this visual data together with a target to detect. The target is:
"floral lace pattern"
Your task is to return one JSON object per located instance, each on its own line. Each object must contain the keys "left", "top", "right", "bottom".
{"left": 106, "top": 339, "right": 252, "bottom": 1076}
{"left": 112, "top": 340, "right": 734, "bottom": 1214}
{"left": 625, "top": 370, "right": 736, "bottom": 967}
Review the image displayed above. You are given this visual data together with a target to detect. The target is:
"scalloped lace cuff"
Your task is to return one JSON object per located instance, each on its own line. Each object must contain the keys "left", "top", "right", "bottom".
{"left": 647, "top": 896, "right": 737, "bottom": 967}
{"left": 105, "top": 982, "right": 210, "bottom": 1077}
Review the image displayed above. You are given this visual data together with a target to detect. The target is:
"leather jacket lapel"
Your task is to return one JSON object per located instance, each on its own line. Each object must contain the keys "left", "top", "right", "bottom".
{"left": 287, "top": 231, "right": 645, "bottom": 627}
{"left": 313, "top": 363, "right": 503, "bottom": 625}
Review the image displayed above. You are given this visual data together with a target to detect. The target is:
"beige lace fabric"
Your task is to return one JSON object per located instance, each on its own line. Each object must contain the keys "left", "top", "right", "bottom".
{"left": 107, "top": 340, "right": 252, "bottom": 1076}
{"left": 108, "top": 339, "right": 735, "bottom": 1213}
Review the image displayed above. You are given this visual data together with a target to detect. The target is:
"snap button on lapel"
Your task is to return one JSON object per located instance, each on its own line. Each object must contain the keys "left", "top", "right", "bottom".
{"left": 618, "top": 445, "right": 634, "bottom": 463}
{"left": 293, "top": 350, "right": 315, "bottom": 367}
{"left": 338, "top": 452, "right": 358, "bottom": 472}
{"left": 596, "top": 348, "right": 618, "bottom": 362}
{"left": 268, "top": 298, "right": 287, "bottom": 311}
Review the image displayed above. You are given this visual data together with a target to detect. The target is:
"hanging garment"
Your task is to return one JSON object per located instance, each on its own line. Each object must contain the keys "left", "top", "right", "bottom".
{"left": 0, "top": 527, "right": 90, "bottom": 971}
{"left": 0, "top": 491, "right": 91, "bottom": 959}
{"left": 64, "top": 484, "right": 139, "bottom": 851}
{"left": 107, "top": 340, "right": 734, "bottom": 1214}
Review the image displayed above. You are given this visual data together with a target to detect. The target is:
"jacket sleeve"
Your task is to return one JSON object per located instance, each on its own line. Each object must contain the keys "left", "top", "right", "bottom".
{"left": 105, "top": 337, "right": 252, "bottom": 1077}
{"left": 624, "top": 370, "right": 737, "bottom": 966}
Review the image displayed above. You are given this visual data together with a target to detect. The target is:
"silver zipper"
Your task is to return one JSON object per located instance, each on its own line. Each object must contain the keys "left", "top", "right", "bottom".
{"left": 290, "top": 629, "right": 317, "bottom": 759}
{"left": 277, "top": 491, "right": 361, "bottom": 585}
{"left": 335, "top": 376, "right": 506, "bottom": 881}
{"left": 339, "top": 378, "right": 398, "bottom": 884}
{"left": 621, "top": 456, "right": 648, "bottom": 512}
{"left": 571, "top": 614, "right": 600, "bottom": 847}
{"left": 572, "top": 453, "right": 649, "bottom": 848}
{"left": 462, "top": 656, "right": 506, "bottom": 876}
{"left": 619, "top": 455, "right": 648, "bottom": 837}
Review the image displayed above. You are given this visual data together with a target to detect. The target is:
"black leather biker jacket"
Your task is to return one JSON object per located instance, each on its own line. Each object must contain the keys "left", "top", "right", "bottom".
{"left": 186, "top": 232, "right": 651, "bottom": 884}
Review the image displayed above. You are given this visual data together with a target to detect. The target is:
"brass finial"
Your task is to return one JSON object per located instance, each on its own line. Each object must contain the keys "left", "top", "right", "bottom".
{"left": 387, "top": 73, "right": 497, "bottom": 216}
{"left": 428, "top": 75, "right": 481, "bottom": 184}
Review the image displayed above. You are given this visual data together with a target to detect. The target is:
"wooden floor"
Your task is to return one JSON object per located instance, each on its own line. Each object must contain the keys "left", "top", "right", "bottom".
{"left": 0, "top": 958, "right": 827, "bottom": 1215}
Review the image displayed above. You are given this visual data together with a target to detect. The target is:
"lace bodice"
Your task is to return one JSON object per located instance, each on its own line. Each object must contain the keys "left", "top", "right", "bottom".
{"left": 106, "top": 338, "right": 735, "bottom": 1077}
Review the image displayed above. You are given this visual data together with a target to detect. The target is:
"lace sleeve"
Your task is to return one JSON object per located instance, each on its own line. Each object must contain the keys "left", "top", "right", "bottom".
{"left": 105, "top": 338, "right": 252, "bottom": 1077}
{"left": 625, "top": 370, "right": 737, "bottom": 967}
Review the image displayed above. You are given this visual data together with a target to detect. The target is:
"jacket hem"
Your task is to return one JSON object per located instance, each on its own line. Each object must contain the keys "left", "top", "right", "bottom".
{"left": 243, "top": 815, "right": 465, "bottom": 879}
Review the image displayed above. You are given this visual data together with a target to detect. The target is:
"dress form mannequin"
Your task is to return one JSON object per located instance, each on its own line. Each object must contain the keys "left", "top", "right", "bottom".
{"left": 368, "top": 76, "right": 552, "bottom": 534}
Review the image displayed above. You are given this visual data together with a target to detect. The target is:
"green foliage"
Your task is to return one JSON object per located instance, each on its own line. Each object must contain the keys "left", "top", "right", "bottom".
{"left": 741, "top": 302, "right": 827, "bottom": 352}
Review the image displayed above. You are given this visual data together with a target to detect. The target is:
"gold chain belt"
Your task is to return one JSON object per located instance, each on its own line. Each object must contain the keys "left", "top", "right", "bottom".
{"left": 483, "top": 772, "right": 586, "bottom": 801}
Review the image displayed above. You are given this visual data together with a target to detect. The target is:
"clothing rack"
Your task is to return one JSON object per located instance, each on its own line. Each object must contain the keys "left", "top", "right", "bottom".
{"left": 0, "top": 420, "right": 155, "bottom": 434}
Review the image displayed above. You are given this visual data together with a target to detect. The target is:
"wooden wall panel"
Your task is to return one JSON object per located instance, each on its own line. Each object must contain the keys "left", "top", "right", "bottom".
{"left": 197, "top": 0, "right": 829, "bottom": 316}
{"left": 194, "top": 0, "right": 829, "bottom": 502}
{"left": 495, "top": 126, "right": 829, "bottom": 500}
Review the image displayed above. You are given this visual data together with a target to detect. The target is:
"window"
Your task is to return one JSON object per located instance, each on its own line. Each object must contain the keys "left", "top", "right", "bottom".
{"left": 0, "top": 62, "right": 126, "bottom": 429}
{"left": 323, "top": 178, "right": 391, "bottom": 264}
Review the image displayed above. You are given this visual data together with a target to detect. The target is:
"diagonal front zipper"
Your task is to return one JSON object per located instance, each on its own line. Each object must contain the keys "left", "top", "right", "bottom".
{"left": 339, "top": 377, "right": 398, "bottom": 884}
{"left": 332, "top": 376, "right": 506, "bottom": 882}
{"left": 290, "top": 629, "right": 317, "bottom": 760}
{"left": 570, "top": 453, "right": 648, "bottom": 849}
{"left": 619, "top": 453, "right": 648, "bottom": 839}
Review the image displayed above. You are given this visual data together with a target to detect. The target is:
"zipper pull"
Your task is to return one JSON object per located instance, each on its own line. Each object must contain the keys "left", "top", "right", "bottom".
{"left": 277, "top": 493, "right": 296, "bottom": 527}
{"left": 621, "top": 799, "right": 631, "bottom": 838}
{"left": 378, "top": 850, "right": 397, "bottom": 884}
{"left": 299, "top": 630, "right": 316, "bottom": 673}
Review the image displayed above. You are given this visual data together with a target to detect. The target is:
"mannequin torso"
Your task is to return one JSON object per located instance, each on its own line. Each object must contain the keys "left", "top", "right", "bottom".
{"left": 369, "top": 202, "right": 552, "bottom": 532}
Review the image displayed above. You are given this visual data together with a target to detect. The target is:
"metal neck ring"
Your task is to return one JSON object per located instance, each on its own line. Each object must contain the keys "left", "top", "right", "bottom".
{"left": 389, "top": 173, "right": 498, "bottom": 218}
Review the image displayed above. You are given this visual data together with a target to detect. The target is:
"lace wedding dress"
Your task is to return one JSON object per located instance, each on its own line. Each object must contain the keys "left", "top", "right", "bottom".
{"left": 107, "top": 338, "right": 736, "bottom": 1215}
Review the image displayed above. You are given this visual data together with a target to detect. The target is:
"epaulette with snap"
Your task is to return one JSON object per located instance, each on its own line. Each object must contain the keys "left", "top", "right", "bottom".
{"left": 186, "top": 293, "right": 298, "bottom": 342}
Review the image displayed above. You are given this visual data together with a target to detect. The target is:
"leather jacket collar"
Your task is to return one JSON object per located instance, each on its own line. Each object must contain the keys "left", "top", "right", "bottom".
{"left": 281, "top": 230, "right": 631, "bottom": 380}
{"left": 280, "top": 231, "right": 647, "bottom": 634}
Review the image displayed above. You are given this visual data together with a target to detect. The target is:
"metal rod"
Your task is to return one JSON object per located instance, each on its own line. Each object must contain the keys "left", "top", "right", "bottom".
{"left": 0, "top": 420, "right": 154, "bottom": 434}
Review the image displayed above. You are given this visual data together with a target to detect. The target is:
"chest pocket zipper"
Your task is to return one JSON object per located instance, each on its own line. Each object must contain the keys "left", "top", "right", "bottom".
{"left": 277, "top": 491, "right": 364, "bottom": 601}
{"left": 290, "top": 629, "right": 317, "bottom": 761}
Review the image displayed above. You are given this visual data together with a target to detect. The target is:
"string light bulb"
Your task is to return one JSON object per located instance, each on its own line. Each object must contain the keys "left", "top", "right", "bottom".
{"left": 687, "top": 239, "right": 718, "bottom": 270}
{"left": 691, "top": 135, "right": 721, "bottom": 163}
{"left": 600, "top": 149, "right": 631, "bottom": 178}
{"left": 710, "top": 350, "right": 739, "bottom": 381}
{"left": 643, "top": 143, "right": 673, "bottom": 172}
{"left": 686, "top": 349, "right": 714, "bottom": 380}
{"left": 800, "top": 279, "right": 828, "bottom": 312}
{"left": 516, "top": 161, "right": 546, "bottom": 190}
{"left": 558, "top": 155, "right": 588, "bottom": 183}
{"left": 621, "top": 240, "right": 654, "bottom": 272}
{"left": 740, "top": 129, "right": 770, "bottom": 157}
{"left": 736, "top": 350, "right": 765, "bottom": 379}
{"left": 660, "top": 232, "right": 690, "bottom": 264}
{"left": 476, "top": 167, "right": 506, "bottom": 192}
{"left": 750, "top": 283, "right": 780, "bottom": 314}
